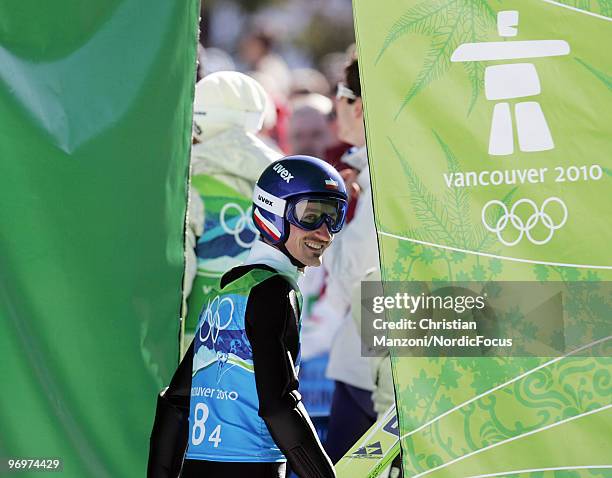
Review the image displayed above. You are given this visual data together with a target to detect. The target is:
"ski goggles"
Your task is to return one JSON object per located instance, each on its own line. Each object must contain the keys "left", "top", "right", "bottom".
{"left": 287, "top": 196, "right": 348, "bottom": 234}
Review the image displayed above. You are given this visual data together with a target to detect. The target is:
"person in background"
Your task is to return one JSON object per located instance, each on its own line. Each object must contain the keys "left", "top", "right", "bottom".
{"left": 148, "top": 156, "right": 347, "bottom": 478}
{"left": 290, "top": 91, "right": 358, "bottom": 352}
{"left": 184, "top": 71, "right": 281, "bottom": 334}
{"left": 288, "top": 94, "right": 334, "bottom": 159}
{"left": 349, "top": 268, "right": 401, "bottom": 478}
{"left": 196, "top": 44, "right": 236, "bottom": 79}
{"left": 239, "top": 28, "right": 291, "bottom": 102}
{"left": 248, "top": 69, "right": 290, "bottom": 154}
{"left": 290, "top": 67, "right": 331, "bottom": 98}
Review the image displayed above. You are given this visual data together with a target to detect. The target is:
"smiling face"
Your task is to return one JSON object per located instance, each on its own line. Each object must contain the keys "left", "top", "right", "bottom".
{"left": 284, "top": 222, "right": 333, "bottom": 267}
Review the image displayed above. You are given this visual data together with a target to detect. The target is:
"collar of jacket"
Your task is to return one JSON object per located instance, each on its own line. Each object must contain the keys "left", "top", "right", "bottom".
{"left": 342, "top": 146, "right": 371, "bottom": 191}
{"left": 243, "top": 240, "right": 301, "bottom": 282}
{"left": 341, "top": 145, "right": 368, "bottom": 172}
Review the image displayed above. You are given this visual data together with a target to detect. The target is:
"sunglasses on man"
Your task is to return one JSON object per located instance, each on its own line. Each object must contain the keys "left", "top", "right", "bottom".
{"left": 335, "top": 83, "right": 357, "bottom": 102}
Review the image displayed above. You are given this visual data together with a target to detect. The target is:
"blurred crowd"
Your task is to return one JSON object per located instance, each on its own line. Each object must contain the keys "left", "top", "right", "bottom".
{"left": 182, "top": 2, "right": 398, "bottom": 475}
{"left": 197, "top": 21, "right": 355, "bottom": 160}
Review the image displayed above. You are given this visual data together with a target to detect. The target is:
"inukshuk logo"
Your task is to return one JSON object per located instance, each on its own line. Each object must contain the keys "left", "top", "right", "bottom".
{"left": 451, "top": 10, "right": 572, "bottom": 247}
{"left": 451, "top": 10, "right": 570, "bottom": 156}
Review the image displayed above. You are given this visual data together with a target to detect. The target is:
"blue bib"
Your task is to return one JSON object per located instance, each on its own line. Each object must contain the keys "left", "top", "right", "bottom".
{"left": 186, "top": 269, "right": 301, "bottom": 462}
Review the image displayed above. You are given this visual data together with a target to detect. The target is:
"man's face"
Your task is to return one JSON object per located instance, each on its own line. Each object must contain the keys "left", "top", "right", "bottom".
{"left": 284, "top": 222, "right": 333, "bottom": 267}
{"left": 336, "top": 93, "right": 365, "bottom": 146}
{"left": 288, "top": 108, "right": 332, "bottom": 158}
{"left": 335, "top": 95, "right": 361, "bottom": 146}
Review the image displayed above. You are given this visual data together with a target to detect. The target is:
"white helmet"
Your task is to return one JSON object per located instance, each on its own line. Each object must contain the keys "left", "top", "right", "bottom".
{"left": 193, "top": 71, "right": 269, "bottom": 141}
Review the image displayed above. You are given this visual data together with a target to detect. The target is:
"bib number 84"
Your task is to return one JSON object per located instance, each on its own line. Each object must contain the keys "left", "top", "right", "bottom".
{"left": 191, "top": 403, "right": 222, "bottom": 448}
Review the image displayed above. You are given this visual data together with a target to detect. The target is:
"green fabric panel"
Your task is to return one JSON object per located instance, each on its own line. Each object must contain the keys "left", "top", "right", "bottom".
{"left": 192, "top": 174, "right": 248, "bottom": 200}
{"left": 353, "top": 0, "right": 611, "bottom": 476}
{"left": 216, "top": 268, "right": 303, "bottom": 309}
{"left": 0, "top": 1, "right": 199, "bottom": 476}
{"left": 192, "top": 268, "right": 303, "bottom": 374}
{"left": 217, "top": 268, "right": 280, "bottom": 296}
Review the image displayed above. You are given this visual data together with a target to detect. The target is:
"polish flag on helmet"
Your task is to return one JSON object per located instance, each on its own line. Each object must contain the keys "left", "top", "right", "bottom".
{"left": 253, "top": 208, "right": 281, "bottom": 242}
{"left": 324, "top": 178, "right": 339, "bottom": 190}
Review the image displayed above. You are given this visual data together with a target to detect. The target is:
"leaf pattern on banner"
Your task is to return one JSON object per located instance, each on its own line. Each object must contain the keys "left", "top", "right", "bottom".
{"left": 434, "top": 131, "right": 473, "bottom": 249}
{"left": 574, "top": 57, "right": 612, "bottom": 91}
{"left": 491, "top": 469, "right": 611, "bottom": 477}
{"left": 557, "top": 0, "right": 612, "bottom": 17}
{"left": 389, "top": 137, "right": 456, "bottom": 246}
{"left": 375, "top": 0, "right": 496, "bottom": 119}
{"left": 387, "top": 134, "right": 517, "bottom": 282}
{"left": 396, "top": 348, "right": 611, "bottom": 477}
{"left": 389, "top": 266, "right": 610, "bottom": 474}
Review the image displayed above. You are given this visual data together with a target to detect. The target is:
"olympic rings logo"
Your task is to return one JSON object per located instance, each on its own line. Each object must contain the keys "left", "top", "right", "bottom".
{"left": 481, "top": 197, "right": 568, "bottom": 246}
{"left": 219, "top": 202, "right": 259, "bottom": 249}
{"left": 199, "top": 296, "right": 235, "bottom": 344}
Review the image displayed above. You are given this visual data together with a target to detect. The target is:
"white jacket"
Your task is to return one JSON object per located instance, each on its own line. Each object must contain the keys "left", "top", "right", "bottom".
{"left": 184, "top": 127, "right": 280, "bottom": 296}
{"left": 191, "top": 127, "right": 280, "bottom": 197}
{"left": 350, "top": 269, "right": 394, "bottom": 418}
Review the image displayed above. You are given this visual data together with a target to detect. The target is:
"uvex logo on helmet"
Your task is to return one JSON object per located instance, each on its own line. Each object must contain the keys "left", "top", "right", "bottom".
{"left": 272, "top": 163, "right": 294, "bottom": 183}
{"left": 257, "top": 194, "right": 274, "bottom": 207}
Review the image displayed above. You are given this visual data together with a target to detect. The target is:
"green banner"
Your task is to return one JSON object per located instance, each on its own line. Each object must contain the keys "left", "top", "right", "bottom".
{"left": 354, "top": 0, "right": 611, "bottom": 476}
{"left": 0, "top": 1, "right": 199, "bottom": 476}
